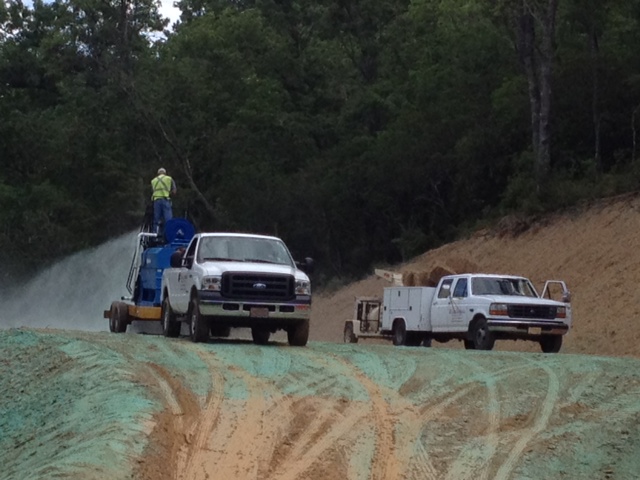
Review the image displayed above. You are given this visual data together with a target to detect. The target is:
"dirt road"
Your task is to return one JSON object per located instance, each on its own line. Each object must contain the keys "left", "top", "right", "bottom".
{"left": 2, "top": 328, "right": 640, "bottom": 480}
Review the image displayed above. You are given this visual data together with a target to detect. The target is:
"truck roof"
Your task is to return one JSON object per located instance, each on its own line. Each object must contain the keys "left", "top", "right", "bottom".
{"left": 444, "top": 273, "right": 529, "bottom": 280}
{"left": 196, "top": 232, "right": 283, "bottom": 241}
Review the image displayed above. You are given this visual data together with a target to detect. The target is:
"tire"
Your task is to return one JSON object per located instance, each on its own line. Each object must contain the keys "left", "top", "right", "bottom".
{"left": 392, "top": 320, "right": 407, "bottom": 346}
{"left": 108, "top": 301, "right": 118, "bottom": 333}
{"left": 470, "top": 318, "right": 495, "bottom": 350}
{"left": 112, "top": 302, "right": 128, "bottom": 333}
{"left": 422, "top": 337, "right": 432, "bottom": 348}
{"left": 162, "top": 297, "right": 181, "bottom": 338}
{"left": 210, "top": 325, "right": 231, "bottom": 338}
{"left": 288, "top": 319, "right": 309, "bottom": 347}
{"left": 406, "top": 332, "right": 423, "bottom": 346}
{"left": 343, "top": 322, "right": 358, "bottom": 344}
{"left": 252, "top": 327, "right": 270, "bottom": 345}
{"left": 540, "top": 335, "right": 563, "bottom": 353}
{"left": 189, "top": 297, "right": 208, "bottom": 343}
{"left": 463, "top": 340, "right": 475, "bottom": 350}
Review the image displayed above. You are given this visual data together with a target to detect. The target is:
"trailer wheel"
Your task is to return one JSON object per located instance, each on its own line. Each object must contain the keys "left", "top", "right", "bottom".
{"left": 112, "top": 302, "right": 128, "bottom": 333}
{"left": 288, "top": 319, "right": 309, "bottom": 347}
{"left": 392, "top": 320, "right": 407, "bottom": 346}
{"left": 343, "top": 322, "right": 358, "bottom": 344}
{"left": 252, "top": 327, "right": 270, "bottom": 345}
{"left": 189, "top": 297, "right": 208, "bottom": 343}
{"left": 162, "top": 297, "right": 181, "bottom": 338}
{"left": 108, "top": 302, "right": 118, "bottom": 333}
{"left": 470, "top": 318, "right": 495, "bottom": 350}
{"left": 540, "top": 335, "right": 563, "bottom": 353}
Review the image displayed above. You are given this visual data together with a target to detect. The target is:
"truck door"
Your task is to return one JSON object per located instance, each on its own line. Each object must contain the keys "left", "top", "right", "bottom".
{"left": 430, "top": 278, "right": 469, "bottom": 332}
{"left": 174, "top": 237, "right": 198, "bottom": 312}
{"left": 430, "top": 278, "right": 454, "bottom": 331}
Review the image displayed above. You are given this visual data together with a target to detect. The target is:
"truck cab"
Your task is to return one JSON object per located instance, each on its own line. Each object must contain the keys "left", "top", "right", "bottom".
{"left": 428, "top": 274, "right": 571, "bottom": 352}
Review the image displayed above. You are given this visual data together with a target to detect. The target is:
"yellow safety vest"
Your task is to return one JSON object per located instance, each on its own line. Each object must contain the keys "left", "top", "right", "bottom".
{"left": 151, "top": 175, "right": 173, "bottom": 200}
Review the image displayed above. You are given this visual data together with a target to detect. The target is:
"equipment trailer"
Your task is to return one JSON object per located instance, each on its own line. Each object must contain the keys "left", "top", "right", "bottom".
{"left": 104, "top": 218, "right": 195, "bottom": 333}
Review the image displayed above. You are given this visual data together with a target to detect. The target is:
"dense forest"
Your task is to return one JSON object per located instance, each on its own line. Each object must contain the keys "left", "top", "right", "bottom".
{"left": 2, "top": 0, "right": 640, "bottom": 286}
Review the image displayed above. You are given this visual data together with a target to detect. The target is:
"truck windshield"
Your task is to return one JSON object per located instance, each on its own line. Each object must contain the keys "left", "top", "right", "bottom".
{"left": 197, "top": 236, "right": 294, "bottom": 267}
{"left": 471, "top": 277, "right": 537, "bottom": 297}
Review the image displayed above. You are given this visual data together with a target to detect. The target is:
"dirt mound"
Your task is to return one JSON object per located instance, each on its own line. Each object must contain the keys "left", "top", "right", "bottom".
{"left": 311, "top": 192, "right": 640, "bottom": 357}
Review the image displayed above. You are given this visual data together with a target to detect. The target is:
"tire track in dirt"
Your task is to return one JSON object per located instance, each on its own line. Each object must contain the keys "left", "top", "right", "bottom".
{"left": 176, "top": 351, "right": 226, "bottom": 480}
{"left": 492, "top": 359, "right": 560, "bottom": 480}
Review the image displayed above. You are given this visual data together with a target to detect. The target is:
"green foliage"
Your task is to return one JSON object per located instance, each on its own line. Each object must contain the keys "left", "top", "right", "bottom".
{"left": 2, "top": 0, "right": 640, "bottom": 283}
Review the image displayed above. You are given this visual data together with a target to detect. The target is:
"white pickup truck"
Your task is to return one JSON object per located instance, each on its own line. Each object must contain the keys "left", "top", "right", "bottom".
{"left": 160, "top": 232, "right": 313, "bottom": 346}
{"left": 344, "top": 273, "right": 572, "bottom": 353}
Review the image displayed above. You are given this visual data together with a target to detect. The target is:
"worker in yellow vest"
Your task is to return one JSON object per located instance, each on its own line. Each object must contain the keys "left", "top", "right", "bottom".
{"left": 151, "top": 167, "right": 177, "bottom": 233}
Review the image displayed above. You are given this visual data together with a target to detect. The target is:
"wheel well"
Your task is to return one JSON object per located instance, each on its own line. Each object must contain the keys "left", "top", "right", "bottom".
{"left": 468, "top": 315, "right": 486, "bottom": 333}
{"left": 392, "top": 318, "right": 406, "bottom": 330}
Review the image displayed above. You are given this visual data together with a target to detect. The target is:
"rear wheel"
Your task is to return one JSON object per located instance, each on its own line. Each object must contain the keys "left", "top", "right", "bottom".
{"left": 392, "top": 321, "right": 407, "bottom": 346}
{"left": 252, "top": 327, "right": 270, "bottom": 345}
{"left": 162, "top": 297, "right": 181, "bottom": 338}
{"left": 189, "top": 297, "right": 208, "bottom": 343}
{"left": 343, "top": 322, "right": 358, "bottom": 344}
{"left": 470, "top": 318, "right": 494, "bottom": 350}
{"left": 288, "top": 319, "right": 309, "bottom": 346}
{"left": 463, "top": 339, "right": 475, "bottom": 350}
{"left": 540, "top": 335, "right": 563, "bottom": 353}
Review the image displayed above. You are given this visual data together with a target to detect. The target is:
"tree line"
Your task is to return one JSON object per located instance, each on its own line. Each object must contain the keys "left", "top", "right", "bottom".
{"left": 1, "top": 0, "right": 640, "bottom": 286}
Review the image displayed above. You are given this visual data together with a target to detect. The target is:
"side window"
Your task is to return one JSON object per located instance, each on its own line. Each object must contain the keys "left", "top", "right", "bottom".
{"left": 453, "top": 278, "right": 468, "bottom": 298}
{"left": 437, "top": 279, "right": 453, "bottom": 299}
{"left": 185, "top": 238, "right": 198, "bottom": 266}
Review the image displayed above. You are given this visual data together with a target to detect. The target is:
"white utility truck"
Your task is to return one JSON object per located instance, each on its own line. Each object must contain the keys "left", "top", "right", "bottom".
{"left": 161, "top": 232, "right": 313, "bottom": 346}
{"left": 344, "top": 272, "right": 572, "bottom": 353}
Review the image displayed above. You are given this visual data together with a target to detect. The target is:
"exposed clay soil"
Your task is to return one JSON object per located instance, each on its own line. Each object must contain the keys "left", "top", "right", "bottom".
{"left": 3, "top": 193, "right": 640, "bottom": 480}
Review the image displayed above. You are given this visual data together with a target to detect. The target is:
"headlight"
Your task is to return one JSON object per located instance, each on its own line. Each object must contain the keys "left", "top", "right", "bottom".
{"left": 489, "top": 303, "right": 508, "bottom": 316}
{"left": 202, "top": 276, "right": 221, "bottom": 291}
{"left": 296, "top": 280, "right": 311, "bottom": 295}
{"left": 556, "top": 306, "right": 566, "bottom": 318}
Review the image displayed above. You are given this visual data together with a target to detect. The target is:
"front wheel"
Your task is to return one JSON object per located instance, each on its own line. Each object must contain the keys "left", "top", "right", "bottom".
{"left": 288, "top": 319, "right": 309, "bottom": 347}
{"left": 162, "top": 297, "right": 181, "bottom": 338}
{"left": 470, "top": 318, "right": 495, "bottom": 350}
{"left": 189, "top": 297, "right": 209, "bottom": 343}
{"left": 540, "top": 335, "right": 563, "bottom": 353}
{"left": 343, "top": 322, "right": 358, "bottom": 344}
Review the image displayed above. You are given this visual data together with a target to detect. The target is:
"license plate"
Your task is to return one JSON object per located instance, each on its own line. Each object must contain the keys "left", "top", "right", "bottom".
{"left": 250, "top": 307, "right": 269, "bottom": 318}
{"left": 529, "top": 327, "right": 542, "bottom": 335}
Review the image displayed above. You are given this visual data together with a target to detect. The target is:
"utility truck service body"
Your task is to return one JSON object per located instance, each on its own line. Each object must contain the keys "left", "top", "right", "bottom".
{"left": 344, "top": 273, "right": 572, "bottom": 353}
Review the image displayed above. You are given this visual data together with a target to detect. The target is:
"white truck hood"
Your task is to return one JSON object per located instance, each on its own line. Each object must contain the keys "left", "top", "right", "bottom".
{"left": 480, "top": 295, "right": 566, "bottom": 307}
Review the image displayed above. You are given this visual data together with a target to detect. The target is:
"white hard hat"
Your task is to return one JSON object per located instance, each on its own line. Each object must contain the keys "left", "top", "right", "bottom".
{"left": 158, "top": 167, "right": 166, "bottom": 174}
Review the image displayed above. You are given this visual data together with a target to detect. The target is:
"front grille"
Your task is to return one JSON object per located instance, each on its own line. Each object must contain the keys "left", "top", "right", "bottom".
{"left": 508, "top": 304, "right": 557, "bottom": 320}
{"left": 221, "top": 272, "right": 294, "bottom": 301}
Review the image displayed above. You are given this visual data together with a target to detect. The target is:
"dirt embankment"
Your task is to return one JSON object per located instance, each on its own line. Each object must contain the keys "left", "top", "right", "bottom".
{"left": 311, "top": 193, "right": 640, "bottom": 357}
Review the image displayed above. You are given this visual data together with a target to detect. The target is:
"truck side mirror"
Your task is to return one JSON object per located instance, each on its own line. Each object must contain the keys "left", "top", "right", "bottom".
{"left": 297, "top": 257, "right": 314, "bottom": 274}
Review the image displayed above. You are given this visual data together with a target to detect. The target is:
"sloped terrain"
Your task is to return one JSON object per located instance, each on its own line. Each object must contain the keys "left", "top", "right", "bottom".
{"left": 3, "top": 193, "right": 640, "bottom": 480}
{"left": 312, "top": 193, "right": 640, "bottom": 357}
